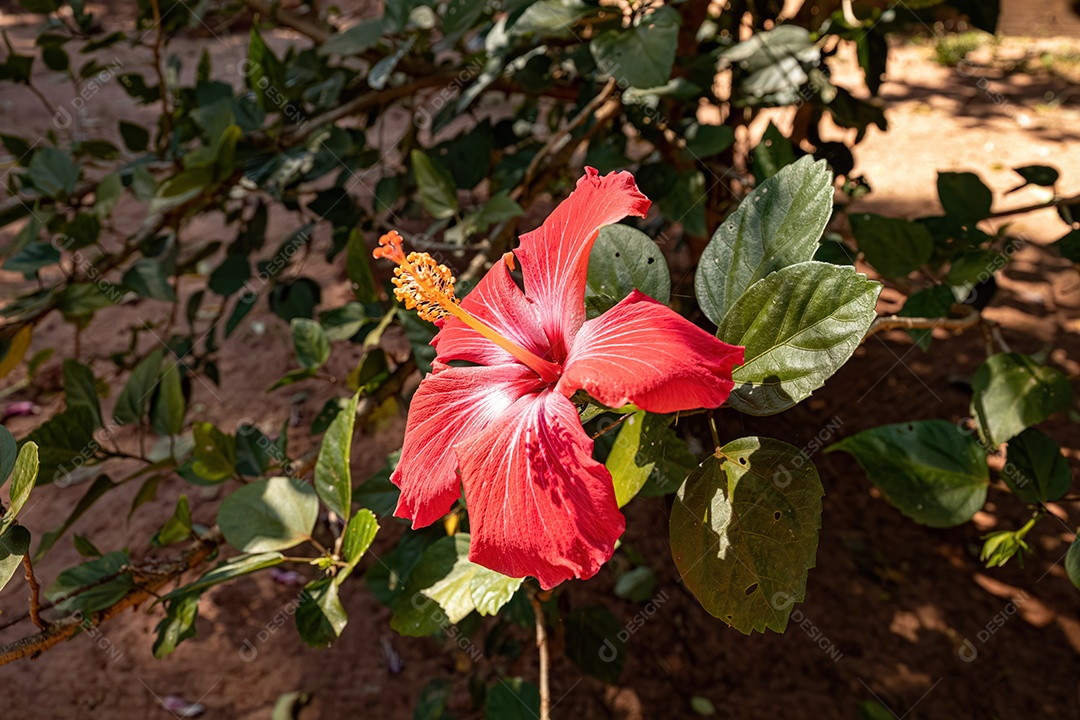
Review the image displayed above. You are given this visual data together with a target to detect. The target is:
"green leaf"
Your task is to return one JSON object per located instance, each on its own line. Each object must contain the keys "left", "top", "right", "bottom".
{"left": 1012, "top": 165, "right": 1058, "bottom": 188}
{"left": 658, "top": 169, "right": 706, "bottom": 236}
{"left": 247, "top": 26, "right": 287, "bottom": 112}
{"left": 73, "top": 533, "right": 101, "bottom": 558}
{"left": 295, "top": 577, "right": 348, "bottom": 648}
{"left": 94, "top": 173, "right": 122, "bottom": 218}
{"left": 716, "top": 261, "right": 881, "bottom": 416}
{"left": 614, "top": 566, "right": 656, "bottom": 602}
{"left": 217, "top": 476, "right": 318, "bottom": 552}
{"left": 0, "top": 525, "right": 31, "bottom": 594}
{"left": 591, "top": 6, "right": 679, "bottom": 89}
{"left": 56, "top": 282, "right": 115, "bottom": 318}
{"left": 119, "top": 121, "right": 150, "bottom": 152}
{"left": 151, "top": 361, "right": 185, "bottom": 437}
{"left": 113, "top": 349, "right": 164, "bottom": 425}
{"left": 937, "top": 171, "right": 993, "bottom": 224}
{"left": 319, "top": 18, "right": 387, "bottom": 56}
{"left": 47, "top": 550, "right": 133, "bottom": 614}
{"left": 1003, "top": 428, "right": 1071, "bottom": 504}
{"left": 62, "top": 359, "right": 102, "bottom": 429}
{"left": 345, "top": 229, "right": 378, "bottom": 303}
{"left": 122, "top": 257, "right": 174, "bottom": 300}
{"left": 411, "top": 150, "right": 459, "bottom": 219}
{"left": 443, "top": 0, "right": 486, "bottom": 35}
{"left": 27, "top": 147, "right": 80, "bottom": 198}
{"left": 191, "top": 422, "right": 236, "bottom": 483}
{"left": 153, "top": 495, "right": 192, "bottom": 547}
{"left": 469, "top": 564, "right": 524, "bottom": 616}
{"left": 315, "top": 391, "right": 359, "bottom": 521}
{"left": 291, "top": 318, "right": 331, "bottom": 370}
{"left": 3, "top": 442, "right": 38, "bottom": 531}
{"left": 487, "top": 678, "right": 541, "bottom": 720}
{"left": 391, "top": 534, "right": 519, "bottom": 635}
{"left": 670, "top": 437, "right": 824, "bottom": 633}
{"left": 24, "top": 406, "right": 96, "bottom": 485}
{"left": 1066, "top": 537, "right": 1080, "bottom": 591}
{"left": 163, "top": 551, "right": 285, "bottom": 600}
{"left": 971, "top": 353, "right": 1074, "bottom": 447}
{"left": 584, "top": 224, "right": 670, "bottom": 318}
{"left": 0, "top": 425, "right": 17, "bottom": 488}
{"left": 153, "top": 592, "right": 200, "bottom": 658}
{"left": 683, "top": 123, "right": 735, "bottom": 159}
{"left": 750, "top": 121, "right": 795, "bottom": 181}
{"left": 695, "top": 156, "right": 832, "bottom": 326}
{"left": 337, "top": 509, "right": 379, "bottom": 584}
{"left": 897, "top": 285, "right": 954, "bottom": 351}
{"left": 606, "top": 411, "right": 695, "bottom": 507}
{"left": 564, "top": 605, "right": 624, "bottom": 682}
{"left": 356, "top": 451, "right": 401, "bottom": 517}
{"left": 946, "top": 249, "right": 1001, "bottom": 288}
{"left": 848, "top": 213, "right": 934, "bottom": 279}
{"left": 827, "top": 420, "right": 989, "bottom": 527}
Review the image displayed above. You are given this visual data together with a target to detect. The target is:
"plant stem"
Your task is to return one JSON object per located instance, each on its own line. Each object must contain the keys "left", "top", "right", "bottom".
{"left": 22, "top": 555, "right": 47, "bottom": 631}
{"left": 529, "top": 592, "right": 551, "bottom": 720}
{"left": 707, "top": 410, "right": 721, "bottom": 452}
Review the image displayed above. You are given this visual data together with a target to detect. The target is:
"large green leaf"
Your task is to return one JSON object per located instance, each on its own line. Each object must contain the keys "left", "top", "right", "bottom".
{"left": 670, "top": 437, "right": 824, "bottom": 633}
{"left": 295, "top": 577, "right": 348, "bottom": 648}
{"left": 411, "top": 149, "right": 458, "bottom": 219}
{"left": 24, "top": 406, "right": 97, "bottom": 484}
{"left": 971, "top": 353, "right": 1073, "bottom": 447}
{"left": 1003, "top": 428, "right": 1071, "bottom": 504}
{"left": 848, "top": 213, "right": 934, "bottom": 279}
{"left": 584, "top": 225, "right": 670, "bottom": 318}
{"left": 217, "top": 477, "right": 319, "bottom": 552}
{"left": 590, "top": 6, "right": 679, "bottom": 89}
{"left": 696, "top": 156, "right": 832, "bottom": 326}
{"left": 827, "top": 420, "right": 989, "bottom": 527}
{"left": 716, "top": 261, "right": 881, "bottom": 416}
{"left": 391, "top": 534, "right": 520, "bottom": 636}
{"left": 606, "top": 411, "right": 695, "bottom": 507}
{"left": 315, "top": 391, "right": 359, "bottom": 521}
{"left": 487, "top": 678, "right": 541, "bottom": 720}
{"left": 192, "top": 422, "right": 236, "bottom": 483}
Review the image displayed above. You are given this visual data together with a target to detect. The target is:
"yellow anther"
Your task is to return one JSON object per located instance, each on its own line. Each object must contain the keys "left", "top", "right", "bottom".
{"left": 391, "top": 252, "right": 458, "bottom": 323}
{"left": 372, "top": 228, "right": 563, "bottom": 383}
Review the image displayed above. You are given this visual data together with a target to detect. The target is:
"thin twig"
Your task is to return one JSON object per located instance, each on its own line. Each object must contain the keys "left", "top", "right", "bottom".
{"left": 529, "top": 592, "right": 551, "bottom": 720}
{"left": 987, "top": 192, "right": 1080, "bottom": 219}
{"left": 0, "top": 534, "right": 220, "bottom": 666}
{"left": 512, "top": 78, "right": 618, "bottom": 203}
{"left": 148, "top": 0, "right": 173, "bottom": 145}
{"left": 22, "top": 555, "right": 47, "bottom": 631}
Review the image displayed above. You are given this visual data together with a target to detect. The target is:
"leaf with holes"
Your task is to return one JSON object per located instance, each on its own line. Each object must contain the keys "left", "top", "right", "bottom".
{"left": 585, "top": 225, "right": 670, "bottom": 318}
{"left": 590, "top": 7, "right": 680, "bottom": 89}
{"left": 696, "top": 156, "right": 832, "bottom": 326}
{"left": 670, "top": 437, "right": 823, "bottom": 633}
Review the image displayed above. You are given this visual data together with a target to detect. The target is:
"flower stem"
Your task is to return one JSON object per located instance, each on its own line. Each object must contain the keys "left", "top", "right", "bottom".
{"left": 530, "top": 591, "right": 551, "bottom": 720}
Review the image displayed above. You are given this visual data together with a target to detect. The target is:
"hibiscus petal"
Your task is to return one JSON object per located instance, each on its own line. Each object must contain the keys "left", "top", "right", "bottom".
{"left": 393, "top": 363, "right": 544, "bottom": 528}
{"left": 433, "top": 256, "right": 551, "bottom": 367}
{"left": 456, "top": 389, "right": 625, "bottom": 589}
{"left": 558, "top": 290, "right": 745, "bottom": 414}
{"left": 516, "top": 168, "right": 650, "bottom": 359}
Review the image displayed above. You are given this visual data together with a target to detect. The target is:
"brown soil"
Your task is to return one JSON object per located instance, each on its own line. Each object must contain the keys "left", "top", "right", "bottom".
{"left": 1, "top": 8, "right": 1079, "bottom": 720}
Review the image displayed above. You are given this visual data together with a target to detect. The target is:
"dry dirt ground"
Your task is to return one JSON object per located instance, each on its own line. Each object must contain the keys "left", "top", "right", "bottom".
{"left": 1, "top": 7, "right": 1079, "bottom": 720}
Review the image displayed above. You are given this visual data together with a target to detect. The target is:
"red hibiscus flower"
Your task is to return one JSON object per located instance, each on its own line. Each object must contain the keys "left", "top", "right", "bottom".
{"left": 374, "top": 168, "right": 744, "bottom": 589}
